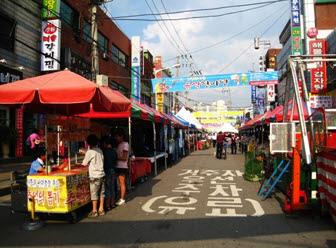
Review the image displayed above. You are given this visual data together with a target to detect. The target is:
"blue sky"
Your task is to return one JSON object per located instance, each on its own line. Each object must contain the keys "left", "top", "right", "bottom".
{"left": 105, "top": 0, "right": 290, "bottom": 107}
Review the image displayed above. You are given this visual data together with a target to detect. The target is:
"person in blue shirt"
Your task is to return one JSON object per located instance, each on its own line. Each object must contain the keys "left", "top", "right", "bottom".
{"left": 29, "top": 149, "right": 46, "bottom": 175}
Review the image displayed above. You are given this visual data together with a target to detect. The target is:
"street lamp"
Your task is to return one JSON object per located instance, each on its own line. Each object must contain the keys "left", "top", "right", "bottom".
{"left": 254, "top": 37, "right": 271, "bottom": 50}
{"left": 153, "top": 63, "right": 180, "bottom": 77}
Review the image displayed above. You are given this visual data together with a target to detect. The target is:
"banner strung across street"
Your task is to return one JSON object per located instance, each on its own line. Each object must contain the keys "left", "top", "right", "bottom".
{"left": 151, "top": 71, "right": 278, "bottom": 93}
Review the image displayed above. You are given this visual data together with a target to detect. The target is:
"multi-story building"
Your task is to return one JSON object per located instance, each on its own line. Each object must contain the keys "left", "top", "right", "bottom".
{"left": 276, "top": 1, "right": 336, "bottom": 106}
{"left": 141, "top": 50, "right": 154, "bottom": 106}
{"left": 0, "top": 0, "right": 41, "bottom": 159}
{"left": 59, "top": 0, "right": 131, "bottom": 95}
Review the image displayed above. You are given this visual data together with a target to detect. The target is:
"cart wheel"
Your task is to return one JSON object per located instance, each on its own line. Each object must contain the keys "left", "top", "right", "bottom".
{"left": 68, "top": 211, "right": 78, "bottom": 224}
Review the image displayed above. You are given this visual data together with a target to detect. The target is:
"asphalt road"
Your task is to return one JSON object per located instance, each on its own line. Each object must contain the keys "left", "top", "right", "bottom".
{"left": 0, "top": 149, "right": 335, "bottom": 248}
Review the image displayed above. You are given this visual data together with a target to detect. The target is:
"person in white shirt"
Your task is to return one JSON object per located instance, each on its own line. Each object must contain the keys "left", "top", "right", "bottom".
{"left": 114, "top": 128, "right": 129, "bottom": 206}
{"left": 82, "top": 134, "right": 105, "bottom": 217}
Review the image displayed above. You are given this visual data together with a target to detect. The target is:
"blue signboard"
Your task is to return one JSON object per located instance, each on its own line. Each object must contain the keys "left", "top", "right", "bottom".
{"left": 151, "top": 71, "right": 278, "bottom": 93}
{"left": 291, "top": 0, "right": 301, "bottom": 27}
{"left": 251, "top": 86, "right": 256, "bottom": 103}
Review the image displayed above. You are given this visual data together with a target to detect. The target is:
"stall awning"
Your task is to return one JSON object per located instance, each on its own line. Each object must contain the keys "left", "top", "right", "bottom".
{"left": 0, "top": 70, "right": 128, "bottom": 114}
{"left": 131, "top": 100, "right": 153, "bottom": 121}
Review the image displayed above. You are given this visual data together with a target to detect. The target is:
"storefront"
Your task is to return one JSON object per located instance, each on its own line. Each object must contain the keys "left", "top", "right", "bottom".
{"left": 0, "top": 64, "right": 23, "bottom": 159}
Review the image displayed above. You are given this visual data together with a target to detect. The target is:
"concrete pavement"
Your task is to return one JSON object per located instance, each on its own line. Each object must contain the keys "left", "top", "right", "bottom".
{"left": 0, "top": 149, "right": 335, "bottom": 248}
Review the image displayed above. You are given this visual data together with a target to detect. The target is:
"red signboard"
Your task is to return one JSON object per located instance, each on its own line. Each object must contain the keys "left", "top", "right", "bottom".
{"left": 309, "top": 40, "right": 327, "bottom": 94}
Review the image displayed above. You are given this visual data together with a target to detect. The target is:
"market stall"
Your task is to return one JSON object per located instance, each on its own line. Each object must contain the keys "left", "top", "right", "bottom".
{"left": 0, "top": 70, "right": 131, "bottom": 218}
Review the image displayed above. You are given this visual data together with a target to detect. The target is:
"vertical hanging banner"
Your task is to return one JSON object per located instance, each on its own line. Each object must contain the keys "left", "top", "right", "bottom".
{"left": 291, "top": 0, "right": 303, "bottom": 55}
{"left": 41, "top": 19, "right": 61, "bottom": 71}
{"left": 251, "top": 86, "right": 257, "bottom": 103}
{"left": 267, "top": 84, "right": 276, "bottom": 102}
{"left": 309, "top": 40, "right": 327, "bottom": 93}
{"left": 41, "top": 0, "right": 60, "bottom": 19}
{"left": 131, "top": 36, "right": 141, "bottom": 100}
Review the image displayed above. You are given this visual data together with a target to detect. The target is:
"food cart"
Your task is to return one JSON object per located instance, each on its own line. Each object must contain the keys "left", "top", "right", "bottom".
{"left": 0, "top": 70, "right": 131, "bottom": 222}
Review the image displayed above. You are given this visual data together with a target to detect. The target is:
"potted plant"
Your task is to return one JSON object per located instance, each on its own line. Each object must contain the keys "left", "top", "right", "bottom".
{"left": 0, "top": 125, "right": 17, "bottom": 158}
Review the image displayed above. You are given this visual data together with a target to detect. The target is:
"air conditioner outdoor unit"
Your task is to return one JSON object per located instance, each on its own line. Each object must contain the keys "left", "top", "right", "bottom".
{"left": 96, "top": 74, "right": 109, "bottom": 87}
{"left": 269, "top": 122, "right": 296, "bottom": 154}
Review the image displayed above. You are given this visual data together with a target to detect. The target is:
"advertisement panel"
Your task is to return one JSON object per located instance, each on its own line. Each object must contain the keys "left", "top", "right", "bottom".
{"left": 41, "top": 0, "right": 60, "bottom": 19}
{"left": 151, "top": 71, "right": 278, "bottom": 93}
{"left": 291, "top": 0, "right": 303, "bottom": 55}
{"left": 131, "top": 36, "right": 141, "bottom": 100}
{"left": 27, "top": 170, "right": 90, "bottom": 213}
{"left": 41, "top": 19, "right": 61, "bottom": 71}
{"left": 309, "top": 94, "right": 332, "bottom": 108}
{"left": 309, "top": 40, "right": 327, "bottom": 93}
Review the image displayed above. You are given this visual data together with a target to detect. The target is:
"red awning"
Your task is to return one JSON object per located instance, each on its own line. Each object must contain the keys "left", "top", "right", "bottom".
{"left": 0, "top": 70, "right": 96, "bottom": 104}
{"left": 0, "top": 70, "right": 129, "bottom": 114}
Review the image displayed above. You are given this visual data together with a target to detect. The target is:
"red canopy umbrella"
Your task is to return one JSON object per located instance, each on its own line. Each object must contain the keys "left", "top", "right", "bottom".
{"left": 0, "top": 70, "right": 122, "bottom": 114}
{"left": 275, "top": 99, "right": 310, "bottom": 122}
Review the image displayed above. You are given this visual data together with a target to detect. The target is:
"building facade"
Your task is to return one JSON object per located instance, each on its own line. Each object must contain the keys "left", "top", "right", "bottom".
{"left": 0, "top": 0, "right": 42, "bottom": 159}
{"left": 59, "top": 0, "right": 131, "bottom": 95}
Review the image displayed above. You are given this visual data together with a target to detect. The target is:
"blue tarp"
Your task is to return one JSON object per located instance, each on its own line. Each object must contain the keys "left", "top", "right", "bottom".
{"left": 174, "top": 114, "right": 196, "bottom": 129}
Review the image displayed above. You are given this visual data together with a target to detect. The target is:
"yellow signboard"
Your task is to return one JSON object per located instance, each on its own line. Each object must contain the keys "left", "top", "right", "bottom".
{"left": 193, "top": 110, "right": 244, "bottom": 118}
{"left": 27, "top": 169, "right": 90, "bottom": 213}
{"left": 156, "top": 93, "right": 164, "bottom": 112}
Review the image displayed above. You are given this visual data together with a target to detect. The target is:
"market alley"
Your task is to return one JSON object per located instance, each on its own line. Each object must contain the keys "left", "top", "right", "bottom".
{"left": 0, "top": 150, "right": 335, "bottom": 248}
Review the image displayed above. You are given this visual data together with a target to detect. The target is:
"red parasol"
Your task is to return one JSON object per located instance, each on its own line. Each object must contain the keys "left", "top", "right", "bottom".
{"left": 0, "top": 70, "right": 127, "bottom": 114}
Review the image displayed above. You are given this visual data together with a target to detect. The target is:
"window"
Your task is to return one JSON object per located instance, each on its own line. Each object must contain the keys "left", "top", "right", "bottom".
{"left": 0, "top": 13, "right": 16, "bottom": 51}
{"left": 98, "top": 32, "right": 108, "bottom": 54}
{"left": 0, "top": 107, "right": 9, "bottom": 126}
{"left": 119, "top": 51, "right": 126, "bottom": 67}
{"left": 111, "top": 44, "right": 128, "bottom": 68}
{"left": 112, "top": 45, "right": 119, "bottom": 63}
{"left": 83, "top": 21, "right": 91, "bottom": 42}
{"left": 60, "top": 1, "right": 79, "bottom": 30}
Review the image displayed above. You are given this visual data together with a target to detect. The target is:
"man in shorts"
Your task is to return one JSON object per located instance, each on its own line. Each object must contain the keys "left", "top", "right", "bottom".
{"left": 82, "top": 134, "right": 105, "bottom": 217}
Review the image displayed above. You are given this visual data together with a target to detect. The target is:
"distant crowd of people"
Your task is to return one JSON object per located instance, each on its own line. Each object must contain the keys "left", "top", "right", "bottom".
{"left": 213, "top": 132, "right": 239, "bottom": 159}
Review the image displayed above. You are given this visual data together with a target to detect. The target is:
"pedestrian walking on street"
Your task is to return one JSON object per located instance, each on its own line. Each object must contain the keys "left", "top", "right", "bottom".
{"left": 82, "top": 134, "right": 105, "bottom": 217}
{"left": 102, "top": 136, "right": 118, "bottom": 211}
{"left": 216, "top": 131, "right": 224, "bottom": 159}
{"left": 231, "top": 134, "right": 237, "bottom": 154}
{"left": 114, "top": 128, "right": 129, "bottom": 206}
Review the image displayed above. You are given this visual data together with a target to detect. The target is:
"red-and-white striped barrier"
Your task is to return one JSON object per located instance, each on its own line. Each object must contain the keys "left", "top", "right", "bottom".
{"left": 316, "top": 152, "right": 336, "bottom": 223}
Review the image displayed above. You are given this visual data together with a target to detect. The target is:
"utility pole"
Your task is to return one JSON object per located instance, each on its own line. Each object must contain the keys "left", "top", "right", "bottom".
{"left": 173, "top": 55, "right": 180, "bottom": 113}
{"left": 91, "top": 0, "right": 100, "bottom": 81}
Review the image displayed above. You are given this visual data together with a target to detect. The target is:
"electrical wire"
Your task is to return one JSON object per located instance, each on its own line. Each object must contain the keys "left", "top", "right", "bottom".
{"left": 112, "top": 0, "right": 287, "bottom": 19}
{"left": 164, "top": 6, "right": 286, "bottom": 63}
{"left": 217, "top": 7, "right": 289, "bottom": 73}
{"left": 112, "top": 2, "right": 280, "bottom": 21}
{"left": 159, "top": 0, "right": 202, "bottom": 76}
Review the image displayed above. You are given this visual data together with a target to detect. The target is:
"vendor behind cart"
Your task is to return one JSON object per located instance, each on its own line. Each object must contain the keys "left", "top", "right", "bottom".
{"left": 29, "top": 148, "right": 46, "bottom": 175}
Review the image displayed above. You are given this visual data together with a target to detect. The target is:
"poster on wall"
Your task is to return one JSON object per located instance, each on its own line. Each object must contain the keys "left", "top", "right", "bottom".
{"left": 255, "top": 87, "right": 266, "bottom": 115}
{"left": 41, "top": 19, "right": 61, "bottom": 71}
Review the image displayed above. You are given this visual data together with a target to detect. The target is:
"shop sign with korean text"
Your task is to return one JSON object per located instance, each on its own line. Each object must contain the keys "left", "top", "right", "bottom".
{"left": 267, "top": 84, "right": 276, "bottom": 102}
{"left": 152, "top": 71, "right": 278, "bottom": 93}
{"left": 131, "top": 36, "right": 141, "bottom": 100}
{"left": 41, "top": 19, "right": 61, "bottom": 71}
{"left": 309, "top": 94, "right": 332, "bottom": 108}
{"left": 309, "top": 40, "right": 327, "bottom": 93}
{"left": 291, "top": 0, "right": 302, "bottom": 55}
{"left": 156, "top": 93, "right": 164, "bottom": 112}
{"left": 251, "top": 86, "right": 256, "bottom": 103}
{"left": 41, "top": 0, "right": 60, "bottom": 19}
